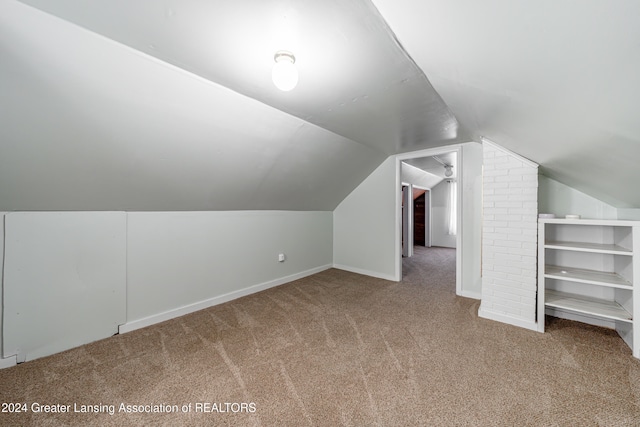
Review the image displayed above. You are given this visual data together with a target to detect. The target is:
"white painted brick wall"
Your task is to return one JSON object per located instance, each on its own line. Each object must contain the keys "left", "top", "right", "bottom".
{"left": 480, "top": 141, "right": 539, "bottom": 327}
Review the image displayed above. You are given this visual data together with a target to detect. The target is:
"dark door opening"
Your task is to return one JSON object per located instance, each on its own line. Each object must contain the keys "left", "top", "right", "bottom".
{"left": 414, "top": 192, "right": 426, "bottom": 246}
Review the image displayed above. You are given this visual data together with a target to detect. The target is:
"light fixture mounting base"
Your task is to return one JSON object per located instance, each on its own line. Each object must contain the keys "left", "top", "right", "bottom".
{"left": 274, "top": 50, "right": 295, "bottom": 64}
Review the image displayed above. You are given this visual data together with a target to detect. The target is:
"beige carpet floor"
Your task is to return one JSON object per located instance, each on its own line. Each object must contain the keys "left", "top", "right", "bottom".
{"left": 1, "top": 246, "right": 639, "bottom": 426}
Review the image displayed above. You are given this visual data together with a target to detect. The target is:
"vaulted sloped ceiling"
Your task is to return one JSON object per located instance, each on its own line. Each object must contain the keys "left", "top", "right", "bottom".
{"left": 372, "top": 0, "right": 640, "bottom": 208}
{"left": 0, "top": 0, "right": 463, "bottom": 211}
{"left": 16, "top": 0, "right": 464, "bottom": 155}
{"left": 0, "top": 0, "right": 387, "bottom": 211}
{"left": 3, "top": 0, "right": 640, "bottom": 211}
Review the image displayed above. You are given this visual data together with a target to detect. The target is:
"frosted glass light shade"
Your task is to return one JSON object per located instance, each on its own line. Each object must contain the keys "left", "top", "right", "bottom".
{"left": 272, "top": 51, "right": 298, "bottom": 91}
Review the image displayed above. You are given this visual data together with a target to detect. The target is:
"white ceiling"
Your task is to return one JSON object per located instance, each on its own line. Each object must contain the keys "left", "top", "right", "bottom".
{"left": 2, "top": 0, "right": 640, "bottom": 211}
{"left": 404, "top": 152, "right": 457, "bottom": 181}
{"left": 17, "top": 0, "right": 464, "bottom": 155}
{"left": 401, "top": 162, "right": 442, "bottom": 190}
{"left": 371, "top": 0, "right": 640, "bottom": 208}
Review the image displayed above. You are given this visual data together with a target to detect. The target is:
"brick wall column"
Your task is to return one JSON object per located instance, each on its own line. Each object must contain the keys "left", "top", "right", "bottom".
{"left": 478, "top": 140, "right": 539, "bottom": 330}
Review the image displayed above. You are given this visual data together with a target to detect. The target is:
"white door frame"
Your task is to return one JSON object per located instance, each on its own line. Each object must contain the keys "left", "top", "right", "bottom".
{"left": 401, "top": 184, "right": 413, "bottom": 257}
{"left": 395, "top": 145, "right": 463, "bottom": 295}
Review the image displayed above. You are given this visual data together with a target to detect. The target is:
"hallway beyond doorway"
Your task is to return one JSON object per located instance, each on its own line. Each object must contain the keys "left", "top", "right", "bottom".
{"left": 402, "top": 246, "right": 456, "bottom": 291}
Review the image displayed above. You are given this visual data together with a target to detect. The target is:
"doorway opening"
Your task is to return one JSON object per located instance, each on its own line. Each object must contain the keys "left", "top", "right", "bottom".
{"left": 397, "top": 147, "right": 462, "bottom": 294}
{"left": 401, "top": 184, "right": 431, "bottom": 257}
{"left": 413, "top": 189, "right": 427, "bottom": 246}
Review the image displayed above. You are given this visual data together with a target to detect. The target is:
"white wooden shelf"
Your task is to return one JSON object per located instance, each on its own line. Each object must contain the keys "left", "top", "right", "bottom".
{"left": 544, "top": 241, "right": 632, "bottom": 255}
{"left": 545, "top": 290, "right": 632, "bottom": 323}
{"left": 537, "top": 219, "right": 640, "bottom": 359}
{"left": 539, "top": 218, "right": 639, "bottom": 226}
{"left": 544, "top": 265, "right": 632, "bottom": 289}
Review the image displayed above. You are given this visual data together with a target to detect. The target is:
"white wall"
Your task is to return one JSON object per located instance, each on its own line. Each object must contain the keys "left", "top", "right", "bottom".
{"left": 460, "top": 142, "right": 483, "bottom": 298}
{"left": 540, "top": 175, "right": 640, "bottom": 221}
{"left": 0, "top": 213, "right": 7, "bottom": 367}
{"left": 430, "top": 180, "right": 456, "bottom": 248}
{"left": 618, "top": 209, "right": 640, "bottom": 220}
{"left": 539, "top": 175, "right": 617, "bottom": 220}
{"left": 333, "top": 157, "right": 398, "bottom": 281}
{"left": 3, "top": 212, "right": 126, "bottom": 362}
{"left": 0, "top": 210, "right": 332, "bottom": 363}
{"left": 124, "top": 211, "right": 333, "bottom": 330}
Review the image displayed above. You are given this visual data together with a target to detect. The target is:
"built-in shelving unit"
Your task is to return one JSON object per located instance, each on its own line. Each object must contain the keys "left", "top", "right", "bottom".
{"left": 537, "top": 219, "right": 639, "bottom": 359}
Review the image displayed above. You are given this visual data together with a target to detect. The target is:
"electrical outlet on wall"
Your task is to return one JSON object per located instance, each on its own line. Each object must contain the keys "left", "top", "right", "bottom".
{"left": 278, "top": 253, "right": 286, "bottom": 262}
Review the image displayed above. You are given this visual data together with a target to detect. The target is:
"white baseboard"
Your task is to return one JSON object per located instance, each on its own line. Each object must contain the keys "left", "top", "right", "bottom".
{"left": 458, "top": 289, "right": 481, "bottom": 300}
{"left": 0, "top": 355, "right": 17, "bottom": 370}
{"left": 332, "top": 264, "right": 399, "bottom": 282}
{"left": 478, "top": 307, "right": 539, "bottom": 332}
{"left": 119, "top": 264, "right": 332, "bottom": 334}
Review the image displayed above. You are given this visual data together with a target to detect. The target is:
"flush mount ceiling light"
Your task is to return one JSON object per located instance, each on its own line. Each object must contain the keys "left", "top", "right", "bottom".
{"left": 272, "top": 51, "right": 298, "bottom": 92}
